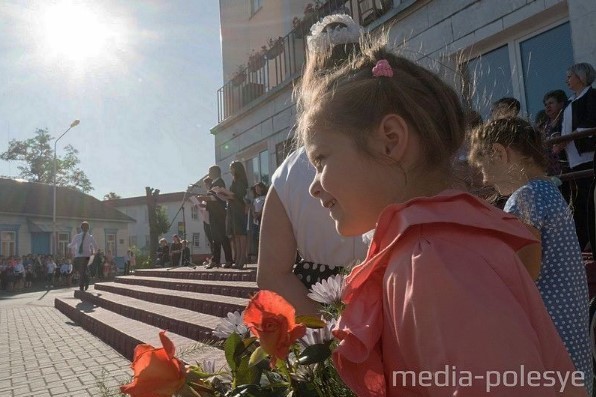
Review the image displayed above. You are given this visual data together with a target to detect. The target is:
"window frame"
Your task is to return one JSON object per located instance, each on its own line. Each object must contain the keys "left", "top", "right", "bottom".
{"left": 459, "top": 17, "right": 570, "bottom": 119}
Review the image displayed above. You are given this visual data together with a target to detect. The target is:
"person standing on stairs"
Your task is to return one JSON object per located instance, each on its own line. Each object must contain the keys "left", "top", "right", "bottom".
{"left": 69, "top": 221, "right": 98, "bottom": 291}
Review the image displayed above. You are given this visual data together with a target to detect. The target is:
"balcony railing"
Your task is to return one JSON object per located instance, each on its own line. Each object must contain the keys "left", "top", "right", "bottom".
{"left": 216, "top": 0, "right": 394, "bottom": 123}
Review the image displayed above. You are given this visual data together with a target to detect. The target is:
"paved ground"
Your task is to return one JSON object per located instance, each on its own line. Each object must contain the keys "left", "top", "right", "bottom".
{"left": 0, "top": 287, "right": 132, "bottom": 397}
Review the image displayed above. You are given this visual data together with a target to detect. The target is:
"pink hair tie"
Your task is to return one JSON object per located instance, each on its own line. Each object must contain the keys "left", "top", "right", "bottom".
{"left": 372, "top": 59, "right": 393, "bottom": 77}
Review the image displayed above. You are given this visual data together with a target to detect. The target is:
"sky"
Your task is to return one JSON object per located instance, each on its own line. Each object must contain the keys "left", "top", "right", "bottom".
{"left": 0, "top": 0, "right": 222, "bottom": 200}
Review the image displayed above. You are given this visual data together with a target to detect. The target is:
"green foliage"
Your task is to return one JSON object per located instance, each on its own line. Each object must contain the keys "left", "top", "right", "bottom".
{"left": 0, "top": 128, "right": 92, "bottom": 193}
{"left": 155, "top": 206, "right": 170, "bottom": 236}
{"left": 103, "top": 192, "right": 122, "bottom": 200}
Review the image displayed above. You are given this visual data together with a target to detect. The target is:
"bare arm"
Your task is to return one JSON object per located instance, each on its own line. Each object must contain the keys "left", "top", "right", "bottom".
{"left": 257, "top": 188, "right": 320, "bottom": 316}
{"left": 516, "top": 225, "right": 542, "bottom": 281}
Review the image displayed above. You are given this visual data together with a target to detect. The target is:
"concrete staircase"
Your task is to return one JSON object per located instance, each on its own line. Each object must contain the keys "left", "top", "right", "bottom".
{"left": 54, "top": 266, "right": 259, "bottom": 368}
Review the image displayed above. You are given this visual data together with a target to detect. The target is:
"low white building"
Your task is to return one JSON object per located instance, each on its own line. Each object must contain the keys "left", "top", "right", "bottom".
{"left": 106, "top": 189, "right": 211, "bottom": 259}
{"left": 0, "top": 178, "right": 133, "bottom": 259}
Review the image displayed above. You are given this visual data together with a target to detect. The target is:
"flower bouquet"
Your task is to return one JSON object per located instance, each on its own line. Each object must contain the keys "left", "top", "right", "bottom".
{"left": 120, "top": 274, "right": 354, "bottom": 397}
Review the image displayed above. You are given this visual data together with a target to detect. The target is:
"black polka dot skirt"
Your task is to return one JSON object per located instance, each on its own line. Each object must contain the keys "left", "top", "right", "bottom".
{"left": 293, "top": 259, "right": 341, "bottom": 290}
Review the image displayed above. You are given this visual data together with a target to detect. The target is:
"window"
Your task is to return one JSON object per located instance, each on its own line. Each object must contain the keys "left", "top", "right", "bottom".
{"left": 276, "top": 139, "right": 293, "bottom": 167}
{"left": 250, "top": 0, "right": 262, "bottom": 16}
{"left": 248, "top": 149, "right": 270, "bottom": 185}
{"left": 192, "top": 232, "right": 201, "bottom": 248}
{"left": 1, "top": 231, "right": 16, "bottom": 256}
{"left": 105, "top": 231, "right": 117, "bottom": 256}
{"left": 57, "top": 233, "right": 70, "bottom": 258}
{"left": 462, "top": 21, "right": 573, "bottom": 121}
{"left": 191, "top": 205, "right": 199, "bottom": 220}
{"left": 519, "top": 23, "right": 573, "bottom": 118}
{"left": 464, "top": 45, "right": 513, "bottom": 119}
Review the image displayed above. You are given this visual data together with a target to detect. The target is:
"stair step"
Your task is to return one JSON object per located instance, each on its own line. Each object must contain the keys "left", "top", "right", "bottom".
{"left": 73, "top": 287, "right": 230, "bottom": 341}
{"left": 115, "top": 275, "right": 258, "bottom": 298}
{"left": 54, "top": 295, "right": 226, "bottom": 368}
{"left": 133, "top": 267, "right": 257, "bottom": 282}
{"left": 93, "top": 282, "right": 248, "bottom": 317}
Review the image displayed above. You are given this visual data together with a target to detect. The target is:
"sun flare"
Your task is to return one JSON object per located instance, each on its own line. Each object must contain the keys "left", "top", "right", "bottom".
{"left": 33, "top": 1, "right": 127, "bottom": 70}
{"left": 41, "top": 2, "right": 110, "bottom": 60}
{"left": 43, "top": 4, "right": 109, "bottom": 58}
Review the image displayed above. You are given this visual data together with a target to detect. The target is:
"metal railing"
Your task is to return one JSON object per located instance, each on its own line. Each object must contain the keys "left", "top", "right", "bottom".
{"left": 216, "top": 0, "right": 394, "bottom": 123}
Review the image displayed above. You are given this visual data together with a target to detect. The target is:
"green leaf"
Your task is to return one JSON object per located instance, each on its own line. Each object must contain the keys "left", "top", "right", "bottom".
{"left": 235, "top": 354, "right": 262, "bottom": 386}
{"left": 248, "top": 346, "right": 268, "bottom": 367}
{"left": 297, "top": 343, "right": 332, "bottom": 365}
{"left": 224, "top": 332, "right": 243, "bottom": 371}
{"left": 295, "top": 315, "right": 326, "bottom": 329}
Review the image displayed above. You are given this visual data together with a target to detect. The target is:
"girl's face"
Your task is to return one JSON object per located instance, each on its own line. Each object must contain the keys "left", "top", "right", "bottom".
{"left": 474, "top": 148, "right": 516, "bottom": 196}
{"left": 306, "top": 130, "right": 400, "bottom": 236}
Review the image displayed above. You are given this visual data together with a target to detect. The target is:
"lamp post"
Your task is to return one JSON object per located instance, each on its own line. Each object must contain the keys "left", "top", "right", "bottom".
{"left": 52, "top": 119, "right": 80, "bottom": 256}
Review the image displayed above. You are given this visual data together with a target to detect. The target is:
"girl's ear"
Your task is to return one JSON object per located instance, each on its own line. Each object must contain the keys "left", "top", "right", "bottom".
{"left": 376, "top": 113, "right": 410, "bottom": 162}
{"left": 490, "top": 143, "right": 509, "bottom": 164}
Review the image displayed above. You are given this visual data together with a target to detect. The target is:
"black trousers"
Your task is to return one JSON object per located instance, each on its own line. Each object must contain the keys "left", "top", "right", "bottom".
{"left": 208, "top": 207, "right": 232, "bottom": 264}
{"left": 561, "top": 162, "right": 593, "bottom": 251}
{"left": 73, "top": 257, "right": 90, "bottom": 289}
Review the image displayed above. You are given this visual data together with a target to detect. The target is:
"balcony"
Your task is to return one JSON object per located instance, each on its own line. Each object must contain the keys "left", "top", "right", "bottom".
{"left": 216, "top": 0, "right": 395, "bottom": 123}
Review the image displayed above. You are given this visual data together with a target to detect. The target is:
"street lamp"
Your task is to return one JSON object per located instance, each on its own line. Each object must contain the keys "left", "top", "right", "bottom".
{"left": 52, "top": 119, "right": 80, "bottom": 256}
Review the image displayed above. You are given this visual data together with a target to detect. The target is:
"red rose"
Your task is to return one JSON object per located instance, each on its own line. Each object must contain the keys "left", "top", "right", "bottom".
{"left": 120, "top": 331, "right": 186, "bottom": 397}
{"left": 243, "top": 290, "right": 306, "bottom": 366}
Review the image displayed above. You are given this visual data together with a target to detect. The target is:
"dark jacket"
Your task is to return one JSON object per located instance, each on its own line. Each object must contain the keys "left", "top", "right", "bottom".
{"left": 569, "top": 86, "right": 596, "bottom": 154}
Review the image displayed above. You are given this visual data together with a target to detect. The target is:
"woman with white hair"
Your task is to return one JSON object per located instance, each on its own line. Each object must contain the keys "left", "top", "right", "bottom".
{"left": 553, "top": 62, "right": 596, "bottom": 251}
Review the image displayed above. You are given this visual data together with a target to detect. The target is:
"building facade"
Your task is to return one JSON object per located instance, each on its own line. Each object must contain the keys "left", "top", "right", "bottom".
{"left": 0, "top": 178, "right": 133, "bottom": 259}
{"left": 106, "top": 189, "right": 211, "bottom": 258}
{"left": 212, "top": 0, "right": 596, "bottom": 177}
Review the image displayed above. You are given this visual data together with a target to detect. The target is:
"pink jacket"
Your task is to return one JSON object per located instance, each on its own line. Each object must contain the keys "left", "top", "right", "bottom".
{"left": 333, "top": 191, "right": 588, "bottom": 397}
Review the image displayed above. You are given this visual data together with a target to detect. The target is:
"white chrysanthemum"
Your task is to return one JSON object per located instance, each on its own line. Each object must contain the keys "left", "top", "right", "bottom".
{"left": 212, "top": 311, "right": 249, "bottom": 339}
{"left": 300, "top": 318, "right": 336, "bottom": 347}
{"left": 200, "top": 359, "right": 216, "bottom": 374}
{"left": 307, "top": 14, "right": 362, "bottom": 53}
{"left": 307, "top": 274, "right": 345, "bottom": 305}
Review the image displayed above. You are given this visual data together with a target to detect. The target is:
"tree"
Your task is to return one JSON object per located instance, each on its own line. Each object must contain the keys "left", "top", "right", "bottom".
{"left": 103, "top": 192, "right": 122, "bottom": 200}
{"left": 145, "top": 187, "right": 170, "bottom": 264}
{"left": 0, "top": 128, "right": 92, "bottom": 193}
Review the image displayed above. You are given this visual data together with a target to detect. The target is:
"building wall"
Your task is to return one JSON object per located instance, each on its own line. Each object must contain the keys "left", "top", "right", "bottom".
{"left": 0, "top": 214, "right": 129, "bottom": 259}
{"left": 114, "top": 198, "right": 211, "bottom": 257}
{"left": 220, "top": 0, "right": 311, "bottom": 79}
{"left": 213, "top": 0, "right": 595, "bottom": 175}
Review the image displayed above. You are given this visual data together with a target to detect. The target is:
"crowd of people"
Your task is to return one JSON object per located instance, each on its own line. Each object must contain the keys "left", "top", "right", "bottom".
{"left": 155, "top": 235, "right": 191, "bottom": 267}
{"left": 0, "top": 247, "right": 133, "bottom": 292}
{"left": 0, "top": 254, "right": 76, "bottom": 291}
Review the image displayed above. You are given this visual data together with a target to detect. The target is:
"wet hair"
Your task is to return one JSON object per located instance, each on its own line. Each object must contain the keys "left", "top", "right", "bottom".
{"left": 568, "top": 62, "right": 595, "bottom": 86}
{"left": 297, "top": 36, "right": 465, "bottom": 171}
{"left": 468, "top": 117, "right": 547, "bottom": 170}
{"left": 543, "top": 89, "right": 567, "bottom": 105}
{"left": 491, "top": 97, "right": 520, "bottom": 118}
{"left": 230, "top": 161, "right": 248, "bottom": 185}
